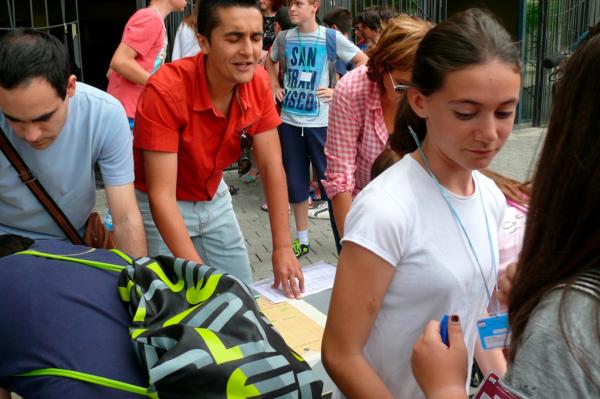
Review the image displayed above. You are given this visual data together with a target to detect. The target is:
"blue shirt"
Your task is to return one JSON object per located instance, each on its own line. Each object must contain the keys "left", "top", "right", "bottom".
{"left": 0, "top": 240, "right": 147, "bottom": 398}
{"left": 0, "top": 82, "right": 134, "bottom": 239}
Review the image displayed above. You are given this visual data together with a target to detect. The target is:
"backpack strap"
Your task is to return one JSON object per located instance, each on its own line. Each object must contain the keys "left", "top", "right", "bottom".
{"left": 325, "top": 27, "right": 338, "bottom": 88}
{"left": 276, "top": 29, "right": 288, "bottom": 84}
{"left": 277, "top": 27, "right": 338, "bottom": 88}
{"left": 16, "top": 368, "right": 156, "bottom": 398}
{"left": 15, "top": 249, "right": 129, "bottom": 273}
{"left": 0, "top": 125, "right": 84, "bottom": 245}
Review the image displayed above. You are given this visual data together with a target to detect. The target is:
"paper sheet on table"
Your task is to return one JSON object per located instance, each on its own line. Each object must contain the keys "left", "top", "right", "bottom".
{"left": 257, "top": 297, "right": 325, "bottom": 363}
{"left": 252, "top": 261, "right": 336, "bottom": 303}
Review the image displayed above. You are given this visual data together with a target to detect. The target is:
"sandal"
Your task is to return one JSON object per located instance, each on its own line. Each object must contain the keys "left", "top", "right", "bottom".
{"left": 228, "top": 184, "right": 240, "bottom": 195}
{"left": 260, "top": 202, "right": 291, "bottom": 213}
{"left": 241, "top": 174, "right": 257, "bottom": 184}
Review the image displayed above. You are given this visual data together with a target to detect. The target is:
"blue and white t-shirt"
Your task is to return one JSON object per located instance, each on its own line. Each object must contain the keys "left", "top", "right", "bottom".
{"left": 270, "top": 27, "right": 359, "bottom": 127}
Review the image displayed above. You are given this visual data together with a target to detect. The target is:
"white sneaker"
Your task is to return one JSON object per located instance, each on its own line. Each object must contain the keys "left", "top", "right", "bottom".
{"left": 308, "top": 202, "right": 330, "bottom": 220}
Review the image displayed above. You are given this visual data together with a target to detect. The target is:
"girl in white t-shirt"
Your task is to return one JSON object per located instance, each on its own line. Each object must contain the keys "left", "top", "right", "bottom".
{"left": 411, "top": 23, "right": 600, "bottom": 399}
{"left": 322, "top": 8, "right": 522, "bottom": 399}
{"left": 171, "top": 1, "right": 201, "bottom": 61}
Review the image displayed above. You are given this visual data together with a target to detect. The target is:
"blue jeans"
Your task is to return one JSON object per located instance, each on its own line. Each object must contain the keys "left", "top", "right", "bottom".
{"left": 136, "top": 179, "right": 252, "bottom": 285}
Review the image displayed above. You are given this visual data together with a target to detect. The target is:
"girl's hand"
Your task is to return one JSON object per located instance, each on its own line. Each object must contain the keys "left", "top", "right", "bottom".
{"left": 411, "top": 316, "right": 469, "bottom": 399}
{"left": 497, "top": 262, "right": 517, "bottom": 306}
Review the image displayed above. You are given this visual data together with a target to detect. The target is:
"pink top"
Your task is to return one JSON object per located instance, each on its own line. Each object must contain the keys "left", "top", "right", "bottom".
{"left": 498, "top": 199, "right": 528, "bottom": 272}
{"left": 107, "top": 8, "right": 167, "bottom": 118}
{"left": 323, "top": 66, "right": 389, "bottom": 199}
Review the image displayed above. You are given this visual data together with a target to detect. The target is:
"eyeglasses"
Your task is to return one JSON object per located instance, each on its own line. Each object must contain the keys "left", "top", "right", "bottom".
{"left": 387, "top": 67, "right": 409, "bottom": 94}
{"left": 238, "top": 128, "right": 253, "bottom": 176}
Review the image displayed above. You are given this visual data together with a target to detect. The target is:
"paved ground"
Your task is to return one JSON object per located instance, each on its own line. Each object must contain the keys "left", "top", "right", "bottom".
{"left": 95, "top": 126, "right": 545, "bottom": 281}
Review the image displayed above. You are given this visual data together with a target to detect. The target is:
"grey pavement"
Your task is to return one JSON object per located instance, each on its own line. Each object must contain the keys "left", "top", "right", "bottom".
{"left": 95, "top": 125, "right": 546, "bottom": 282}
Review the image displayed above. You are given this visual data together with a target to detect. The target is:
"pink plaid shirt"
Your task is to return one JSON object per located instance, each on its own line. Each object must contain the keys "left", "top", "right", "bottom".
{"left": 323, "top": 66, "right": 389, "bottom": 199}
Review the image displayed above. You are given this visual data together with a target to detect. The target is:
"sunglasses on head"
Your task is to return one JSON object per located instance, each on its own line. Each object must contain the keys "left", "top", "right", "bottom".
{"left": 387, "top": 66, "right": 410, "bottom": 94}
{"left": 238, "top": 128, "right": 253, "bottom": 176}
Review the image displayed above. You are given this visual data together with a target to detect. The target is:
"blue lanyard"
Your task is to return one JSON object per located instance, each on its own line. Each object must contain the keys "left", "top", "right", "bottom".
{"left": 408, "top": 126, "right": 500, "bottom": 315}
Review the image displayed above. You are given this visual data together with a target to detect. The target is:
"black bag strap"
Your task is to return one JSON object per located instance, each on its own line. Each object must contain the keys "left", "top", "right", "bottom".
{"left": 0, "top": 125, "right": 84, "bottom": 245}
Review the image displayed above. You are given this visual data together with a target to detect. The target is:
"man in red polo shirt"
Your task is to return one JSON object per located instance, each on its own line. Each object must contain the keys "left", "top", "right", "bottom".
{"left": 133, "top": 0, "right": 304, "bottom": 298}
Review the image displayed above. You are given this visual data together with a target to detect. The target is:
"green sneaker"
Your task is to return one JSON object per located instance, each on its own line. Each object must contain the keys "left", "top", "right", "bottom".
{"left": 292, "top": 239, "right": 310, "bottom": 258}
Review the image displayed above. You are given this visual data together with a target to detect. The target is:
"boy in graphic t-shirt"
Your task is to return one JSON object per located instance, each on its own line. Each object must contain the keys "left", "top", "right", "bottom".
{"left": 107, "top": 0, "right": 186, "bottom": 128}
{"left": 266, "top": 0, "right": 367, "bottom": 257}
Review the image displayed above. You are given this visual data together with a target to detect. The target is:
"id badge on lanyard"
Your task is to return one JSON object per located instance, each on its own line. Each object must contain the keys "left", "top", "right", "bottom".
{"left": 477, "top": 313, "right": 510, "bottom": 350}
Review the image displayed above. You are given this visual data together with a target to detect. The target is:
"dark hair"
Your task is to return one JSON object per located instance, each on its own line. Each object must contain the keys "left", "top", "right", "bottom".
{"left": 370, "top": 148, "right": 403, "bottom": 180}
{"left": 197, "top": 0, "right": 261, "bottom": 40}
{"left": 508, "top": 26, "right": 600, "bottom": 379}
{"left": 390, "top": 8, "right": 521, "bottom": 156}
{"left": 323, "top": 7, "right": 352, "bottom": 35}
{"left": 357, "top": 6, "right": 393, "bottom": 31}
{"left": 0, "top": 28, "right": 71, "bottom": 99}
{"left": 268, "top": 0, "right": 284, "bottom": 13}
{"left": 0, "top": 234, "right": 34, "bottom": 258}
{"left": 275, "top": 6, "right": 295, "bottom": 31}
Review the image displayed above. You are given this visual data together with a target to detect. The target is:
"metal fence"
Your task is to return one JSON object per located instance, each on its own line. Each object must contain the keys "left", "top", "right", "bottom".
{"left": 0, "top": 0, "right": 83, "bottom": 79}
{"left": 320, "top": 0, "right": 446, "bottom": 22}
{"left": 3, "top": 0, "right": 599, "bottom": 126}
{"left": 164, "top": 0, "right": 448, "bottom": 56}
{"left": 521, "top": 0, "right": 600, "bottom": 125}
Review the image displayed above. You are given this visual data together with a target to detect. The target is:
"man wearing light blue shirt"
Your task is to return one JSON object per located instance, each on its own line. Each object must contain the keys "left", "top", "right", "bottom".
{"left": 0, "top": 29, "right": 146, "bottom": 257}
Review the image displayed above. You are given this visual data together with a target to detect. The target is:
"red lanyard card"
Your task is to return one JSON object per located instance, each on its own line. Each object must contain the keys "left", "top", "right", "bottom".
{"left": 474, "top": 372, "right": 519, "bottom": 399}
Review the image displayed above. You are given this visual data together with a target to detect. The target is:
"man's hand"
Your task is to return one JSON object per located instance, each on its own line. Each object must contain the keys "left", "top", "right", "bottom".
{"left": 316, "top": 87, "right": 335, "bottom": 103}
{"left": 497, "top": 262, "right": 517, "bottom": 306}
{"left": 271, "top": 246, "right": 304, "bottom": 299}
{"left": 411, "top": 316, "right": 469, "bottom": 399}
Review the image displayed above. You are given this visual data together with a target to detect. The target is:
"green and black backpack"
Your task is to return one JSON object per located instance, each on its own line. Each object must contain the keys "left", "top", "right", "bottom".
{"left": 16, "top": 249, "right": 323, "bottom": 398}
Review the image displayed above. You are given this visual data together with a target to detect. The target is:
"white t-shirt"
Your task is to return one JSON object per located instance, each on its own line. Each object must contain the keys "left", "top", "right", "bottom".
{"left": 270, "top": 27, "right": 359, "bottom": 127}
{"left": 340, "top": 155, "right": 506, "bottom": 399}
{"left": 171, "top": 22, "right": 201, "bottom": 61}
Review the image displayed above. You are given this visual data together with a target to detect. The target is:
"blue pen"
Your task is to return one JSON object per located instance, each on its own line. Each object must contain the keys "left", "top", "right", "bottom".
{"left": 440, "top": 314, "right": 449, "bottom": 346}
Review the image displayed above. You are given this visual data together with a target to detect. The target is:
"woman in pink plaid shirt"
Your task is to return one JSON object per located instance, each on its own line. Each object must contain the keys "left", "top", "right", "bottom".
{"left": 323, "top": 15, "right": 432, "bottom": 249}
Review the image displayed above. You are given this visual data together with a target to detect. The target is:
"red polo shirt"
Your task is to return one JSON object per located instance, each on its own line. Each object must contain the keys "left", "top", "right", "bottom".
{"left": 133, "top": 53, "right": 281, "bottom": 201}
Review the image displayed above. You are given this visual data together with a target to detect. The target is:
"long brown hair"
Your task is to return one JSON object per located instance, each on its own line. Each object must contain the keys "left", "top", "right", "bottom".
{"left": 365, "top": 15, "right": 432, "bottom": 93}
{"left": 183, "top": 0, "right": 201, "bottom": 32}
{"left": 389, "top": 8, "right": 521, "bottom": 156}
{"left": 508, "top": 25, "right": 600, "bottom": 375}
{"left": 479, "top": 169, "right": 531, "bottom": 207}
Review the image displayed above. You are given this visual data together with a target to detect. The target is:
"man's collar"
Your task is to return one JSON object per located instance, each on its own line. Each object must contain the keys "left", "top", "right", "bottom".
{"left": 193, "top": 54, "right": 250, "bottom": 114}
{"left": 193, "top": 53, "right": 212, "bottom": 112}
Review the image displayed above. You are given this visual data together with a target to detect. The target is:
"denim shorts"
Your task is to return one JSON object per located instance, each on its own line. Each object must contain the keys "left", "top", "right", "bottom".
{"left": 136, "top": 179, "right": 252, "bottom": 285}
